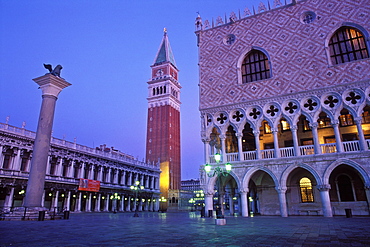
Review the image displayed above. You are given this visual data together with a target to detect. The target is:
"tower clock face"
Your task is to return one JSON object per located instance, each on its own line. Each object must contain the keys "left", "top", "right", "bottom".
{"left": 156, "top": 69, "right": 164, "bottom": 76}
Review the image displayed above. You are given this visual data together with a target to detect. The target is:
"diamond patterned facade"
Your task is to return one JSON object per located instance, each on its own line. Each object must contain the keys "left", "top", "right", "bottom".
{"left": 197, "top": 0, "right": 370, "bottom": 217}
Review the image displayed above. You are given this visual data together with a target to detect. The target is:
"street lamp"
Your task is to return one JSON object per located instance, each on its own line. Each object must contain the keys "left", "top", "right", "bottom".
{"left": 130, "top": 181, "right": 144, "bottom": 217}
{"left": 204, "top": 153, "right": 232, "bottom": 221}
{"left": 110, "top": 193, "right": 121, "bottom": 213}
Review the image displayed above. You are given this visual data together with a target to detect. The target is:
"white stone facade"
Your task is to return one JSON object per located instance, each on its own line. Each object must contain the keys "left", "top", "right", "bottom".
{"left": 0, "top": 122, "right": 161, "bottom": 214}
{"left": 196, "top": 0, "right": 370, "bottom": 217}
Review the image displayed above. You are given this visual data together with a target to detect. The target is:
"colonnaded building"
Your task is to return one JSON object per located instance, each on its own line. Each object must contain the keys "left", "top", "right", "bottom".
{"left": 196, "top": 0, "right": 370, "bottom": 217}
{"left": 0, "top": 121, "right": 161, "bottom": 214}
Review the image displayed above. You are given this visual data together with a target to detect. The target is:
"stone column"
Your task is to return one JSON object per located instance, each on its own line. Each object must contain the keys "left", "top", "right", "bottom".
{"left": 75, "top": 192, "right": 82, "bottom": 212}
{"left": 84, "top": 193, "right": 91, "bottom": 212}
{"left": 229, "top": 193, "right": 234, "bottom": 215}
{"left": 4, "top": 187, "right": 15, "bottom": 211}
{"left": 240, "top": 190, "right": 249, "bottom": 217}
{"left": 56, "top": 158, "right": 64, "bottom": 177}
{"left": 310, "top": 123, "right": 321, "bottom": 154}
{"left": 51, "top": 190, "right": 59, "bottom": 210}
{"left": 253, "top": 130, "right": 261, "bottom": 159}
{"left": 64, "top": 191, "right": 71, "bottom": 211}
{"left": 220, "top": 135, "right": 226, "bottom": 162}
{"left": 318, "top": 184, "right": 333, "bottom": 217}
{"left": 203, "top": 139, "right": 210, "bottom": 164}
{"left": 120, "top": 195, "right": 125, "bottom": 211}
{"left": 126, "top": 196, "right": 131, "bottom": 211}
{"left": 332, "top": 120, "right": 343, "bottom": 153}
{"left": 94, "top": 194, "right": 101, "bottom": 212}
{"left": 12, "top": 148, "right": 22, "bottom": 171}
{"left": 204, "top": 192, "right": 214, "bottom": 217}
{"left": 276, "top": 187, "right": 288, "bottom": 217}
{"left": 291, "top": 126, "right": 300, "bottom": 156}
{"left": 354, "top": 117, "right": 367, "bottom": 151}
{"left": 272, "top": 128, "right": 280, "bottom": 158}
{"left": 237, "top": 133, "right": 243, "bottom": 161}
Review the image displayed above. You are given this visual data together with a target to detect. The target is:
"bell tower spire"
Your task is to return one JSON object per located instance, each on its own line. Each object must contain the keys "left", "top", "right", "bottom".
{"left": 146, "top": 30, "right": 181, "bottom": 211}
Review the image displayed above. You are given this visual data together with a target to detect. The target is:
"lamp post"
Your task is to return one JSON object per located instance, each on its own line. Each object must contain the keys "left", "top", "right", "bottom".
{"left": 130, "top": 181, "right": 144, "bottom": 217}
{"left": 110, "top": 193, "right": 120, "bottom": 213}
{"left": 204, "top": 152, "right": 231, "bottom": 224}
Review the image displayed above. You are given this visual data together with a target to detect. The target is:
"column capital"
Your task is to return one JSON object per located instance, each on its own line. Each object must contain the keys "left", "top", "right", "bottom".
{"left": 309, "top": 122, "right": 318, "bottom": 129}
{"left": 239, "top": 188, "right": 249, "bottom": 194}
{"left": 275, "top": 186, "right": 287, "bottom": 193}
{"left": 33, "top": 74, "right": 71, "bottom": 98}
{"left": 317, "top": 184, "right": 331, "bottom": 191}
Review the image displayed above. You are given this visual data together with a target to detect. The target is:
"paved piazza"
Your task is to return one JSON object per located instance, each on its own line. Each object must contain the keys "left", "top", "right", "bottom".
{"left": 1, "top": 212, "right": 369, "bottom": 246}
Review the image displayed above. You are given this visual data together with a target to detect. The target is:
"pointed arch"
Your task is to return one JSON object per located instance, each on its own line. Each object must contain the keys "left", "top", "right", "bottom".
{"left": 323, "top": 159, "right": 370, "bottom": 186}
{"left": 242, "top": 166, "right": 279, "bottom": 191}
{"left": 280, "top": 163, "right": 322, "bottom": 189}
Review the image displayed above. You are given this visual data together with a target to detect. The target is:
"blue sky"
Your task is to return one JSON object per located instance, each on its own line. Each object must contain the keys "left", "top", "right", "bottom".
{"left": 0, "top": 0, "right": 262, "bottom": 179}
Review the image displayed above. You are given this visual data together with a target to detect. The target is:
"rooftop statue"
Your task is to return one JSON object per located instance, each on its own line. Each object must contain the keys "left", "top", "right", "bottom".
{"left": 43, "top": 64, "right": 63, "bottom": 77}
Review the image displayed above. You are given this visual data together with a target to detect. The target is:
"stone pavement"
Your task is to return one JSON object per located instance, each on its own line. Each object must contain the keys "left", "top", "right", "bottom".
{"left": 0, "top": 212, "right": 369, "bottom": 246}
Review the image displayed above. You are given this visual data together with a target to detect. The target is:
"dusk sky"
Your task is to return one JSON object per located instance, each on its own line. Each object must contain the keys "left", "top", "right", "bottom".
{"left": 0, "top": 0, "right": 262, "bottom": 180}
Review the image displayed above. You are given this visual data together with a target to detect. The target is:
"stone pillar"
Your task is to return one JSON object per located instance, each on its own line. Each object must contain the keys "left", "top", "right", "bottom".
{"left": 86, "top": 193, "right": 92, "bottom": 212}
{"left": 220, "top": 136, "right": 226, "bottom": 162}
{"left": 98, "top": 166, "right": 103, "bottom": 181}
{"left": 120, "top": 195, "right": 125, "bottom": 211}
{"left": 291, "top": 126, "right": 300, "bottom": 156}
{"left": 56, "top": 158, "right": 64, "bottom": 177}
{"left": 240, "top": 190, "right": 249, "bottom": 217}
{"left": 355, "top": 117, "right": 367, "bottom": 151}
{"left": 332, "top": 120, "right": 343, "bottom": 153}
{"left": 203, "top": 139, "right": 210, "bottom": 164}
{"left": 4, "top": 187, "right": 15, "bottom": 211}
{"left": 229, "top": 193, "right": 234, "bottom": 215}
{"left": 318, "top": 184, "right": 333, "bottom": 217}
{"left": 95, "top": 194, "right": 101, "bottom": 212}
{"left": 64, "top": 191, "right": 71, "bottom": 211}
{"left": 75, "top": 192, "right": 82, "bottom": 212}
{"left": 79, "top": 162, "right": 85, "bottom": 179}
{"left": 128, "top": 172, "right": 133, "bottom": 186}
{"left": 126, "top": 196, "right": 131, "bottom": 211}
{"left": 253, "top": 130, "right": 261, "bottom": 159}
{"left": 204, "top": 192, "right": 214, "bottom": 217}
{"left": 310, "top": 123, "right": 321, "bottom": 154}
{"left": 122, "top": 171, "right": 127, "bottom": 186}
{"left": 272, "top": 128, "right": 280, "bottom": 158}
{"left": 276, "top": 187, "right": 288, "bottom": 217}
{"left": 51, "top": 190, "right": 59, "bottom": 210}
{"left": 237, "top": 133, "right": 243, "bottom": 161}
{"left": 12, "top": 148, "right": 22, "bottom": 171}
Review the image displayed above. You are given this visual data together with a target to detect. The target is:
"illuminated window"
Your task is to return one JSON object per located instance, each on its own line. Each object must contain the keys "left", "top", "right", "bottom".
{"left": 362, "top": 108, "right": 370, "bottom": 124}
{"left": 263, "top": 122, "right": 272, "bottom": 134}
{"left": 281, "top": 119, "right": 290, "bottom": 131}
{"left": 339, "top": 113, "right": 354, "bottom": 126}
{"left": 329, "top": 26, "right": 369, "bottom": 65}
{"left": 300, "top": 177, "right": 314, "bottom": 203}
{"left": 317, "top": 113, "right": 331, "bottom": 129}
{"left": 241, "top": 50, "right": 271, "bottom": 83}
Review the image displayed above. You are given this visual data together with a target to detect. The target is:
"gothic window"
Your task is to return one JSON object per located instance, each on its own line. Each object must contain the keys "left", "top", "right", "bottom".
{"left": 329, "top": 26, "right": 369, "bottom": 65}
{"left": 300, "top": 177, "right": 314, "bottom": 203}
{"left": 241, "top": 50, "right": 271, "bottom": 83}
{"left": 153, "top": 88, "right": 156, "bottom": 96}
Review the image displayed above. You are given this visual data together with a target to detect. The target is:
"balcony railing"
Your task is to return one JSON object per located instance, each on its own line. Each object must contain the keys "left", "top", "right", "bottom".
{"left": 210, "top": 139, "right": 369, "bottom": 164}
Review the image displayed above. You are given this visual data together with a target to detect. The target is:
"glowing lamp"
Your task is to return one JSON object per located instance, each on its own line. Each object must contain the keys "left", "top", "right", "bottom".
{"left": 205, "top": 164, "right": 211, "bottom": 173}
{"left": 225, "top": 163, "right": 232, "bottom": 171}
{"left": 214, "top": 153, "right": 221, "bottom": 163}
